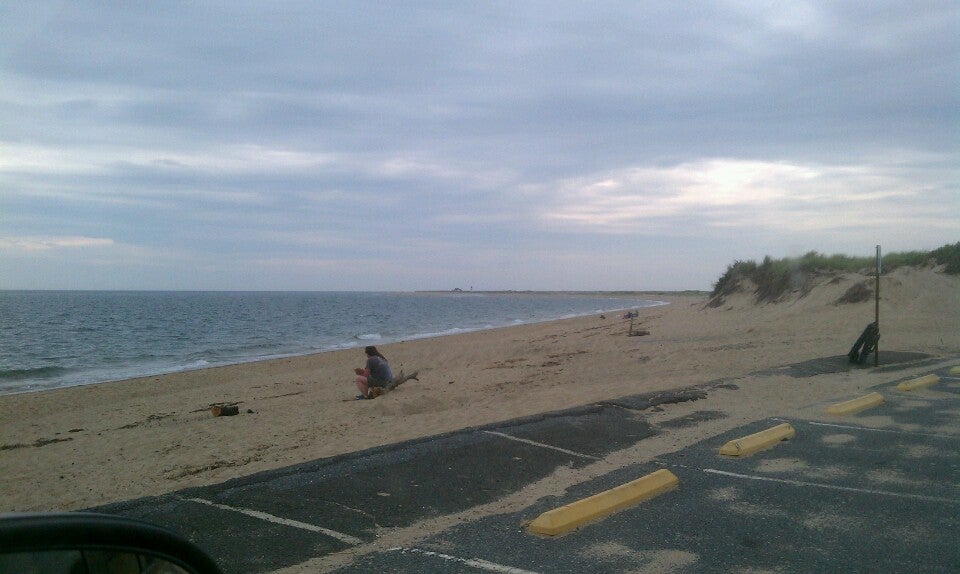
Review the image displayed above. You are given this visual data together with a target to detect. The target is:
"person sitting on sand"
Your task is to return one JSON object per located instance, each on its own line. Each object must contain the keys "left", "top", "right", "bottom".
{"left": 354, "top": 345, "right": 419, "bottom": 399}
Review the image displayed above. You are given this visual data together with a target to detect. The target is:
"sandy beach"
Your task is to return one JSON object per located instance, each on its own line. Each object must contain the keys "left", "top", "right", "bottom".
{"left": 2, "top": 266, "right": 958, "bottom": 513}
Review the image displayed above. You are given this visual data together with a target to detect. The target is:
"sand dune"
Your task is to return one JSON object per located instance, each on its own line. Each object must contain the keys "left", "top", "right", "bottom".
{"left": 1, "top": 266, "right": 957, "bottom": 512}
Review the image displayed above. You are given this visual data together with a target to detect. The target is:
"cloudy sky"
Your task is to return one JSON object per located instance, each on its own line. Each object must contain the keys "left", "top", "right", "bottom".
{"left": 2, "top": 2, "right": 957, "bottom": 291}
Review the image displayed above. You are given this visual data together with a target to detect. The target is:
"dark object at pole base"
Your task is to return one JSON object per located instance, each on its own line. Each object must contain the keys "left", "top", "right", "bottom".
{"left": 848, "top": 323, "right": 880, "bottom": 365}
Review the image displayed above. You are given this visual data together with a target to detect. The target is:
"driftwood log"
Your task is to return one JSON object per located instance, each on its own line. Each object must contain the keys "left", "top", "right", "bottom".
{"left": 211, "top": 405, "right": 240, "bottom": 417}
{"left": 385, "top": 370, "right": 419, "bottom": 391}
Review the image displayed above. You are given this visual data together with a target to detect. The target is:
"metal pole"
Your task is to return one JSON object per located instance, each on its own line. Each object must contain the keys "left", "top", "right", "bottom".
{"left": 875, "top": 245, "right": 881, "bottom": 367}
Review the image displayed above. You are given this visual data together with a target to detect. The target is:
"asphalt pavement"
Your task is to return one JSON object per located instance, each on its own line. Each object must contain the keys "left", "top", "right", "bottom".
{"left": 94, "top": 357, "right": 960, "bottom": 573}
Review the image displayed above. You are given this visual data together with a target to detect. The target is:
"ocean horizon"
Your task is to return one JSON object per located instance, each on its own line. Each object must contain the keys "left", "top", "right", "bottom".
{"left": 0, "top": 290, "right": 664, "bottom": 396}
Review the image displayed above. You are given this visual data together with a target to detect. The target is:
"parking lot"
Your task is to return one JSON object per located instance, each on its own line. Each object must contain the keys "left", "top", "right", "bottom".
{"left": 97, "top": 362, "right": 960, "bottom": 573}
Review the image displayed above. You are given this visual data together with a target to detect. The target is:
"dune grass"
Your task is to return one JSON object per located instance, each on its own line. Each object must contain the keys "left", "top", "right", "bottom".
{"left": 711, "top": 242, "right": 960, "bottom": 302}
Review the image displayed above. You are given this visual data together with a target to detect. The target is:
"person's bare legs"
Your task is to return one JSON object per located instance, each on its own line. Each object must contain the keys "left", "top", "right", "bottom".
{"left": 355, "top": 375, "right": 369, "bottom": 397}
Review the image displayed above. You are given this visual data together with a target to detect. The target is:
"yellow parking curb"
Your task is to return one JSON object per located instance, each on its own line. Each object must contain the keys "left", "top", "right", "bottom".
{"left": 948, "top": 366, "right": 960, "bottom": 376}
{"left": 896, "top": 374, "right": 940, "bottom": 391}
{"left": 718, "top": 423, "right": 796, "bottom": 457}
{"left": 526, "top": 469, "right": 678, "bottom": 536}
{"left": 825, "top": 392, "right": 884, "bottom": 415}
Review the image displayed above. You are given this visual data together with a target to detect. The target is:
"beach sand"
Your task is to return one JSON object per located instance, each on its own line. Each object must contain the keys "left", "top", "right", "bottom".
{"left": 2, "top": 267, "right": 958, "bottom": 513}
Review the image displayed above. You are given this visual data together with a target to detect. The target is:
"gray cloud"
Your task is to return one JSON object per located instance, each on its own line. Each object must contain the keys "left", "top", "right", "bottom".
{"left": 1, "top": 1, "right": 957, "bottom": 290}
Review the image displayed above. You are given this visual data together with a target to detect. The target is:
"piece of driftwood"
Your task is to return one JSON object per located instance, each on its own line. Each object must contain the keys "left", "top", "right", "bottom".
{"left": 385, "top": 370, "right": 419, "bottom": 391}
{"left": 211, "top": 405, "right": 240, "bottom": 417}
{"left": 347, "top": 370, "right": 421, "bottom": 401}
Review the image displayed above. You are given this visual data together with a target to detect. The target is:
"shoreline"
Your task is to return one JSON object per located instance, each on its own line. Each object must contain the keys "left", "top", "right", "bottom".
{"left": 1, "top": 270, "right": 957, "bottom": 512}
{"left": 1, "top": 291, "right": 673, "bottom": 398}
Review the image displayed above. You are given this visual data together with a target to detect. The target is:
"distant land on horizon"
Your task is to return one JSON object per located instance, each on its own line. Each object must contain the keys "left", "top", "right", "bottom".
{"left": 416, "top": 289, "right": 709, "bottom": 296}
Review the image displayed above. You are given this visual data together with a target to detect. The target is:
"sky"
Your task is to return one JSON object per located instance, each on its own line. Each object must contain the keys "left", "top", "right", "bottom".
{"left": 1, "top": 2, "right": 958, "bottom": 291}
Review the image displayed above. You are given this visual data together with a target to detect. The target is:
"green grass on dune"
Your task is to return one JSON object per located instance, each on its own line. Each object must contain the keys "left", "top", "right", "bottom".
{"left": 711, "top": 241, "right": 960, "bottom": 302}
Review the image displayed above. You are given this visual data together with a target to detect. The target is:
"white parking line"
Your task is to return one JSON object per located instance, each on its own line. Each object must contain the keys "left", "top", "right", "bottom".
{"left": 388, "top": 547, "right": 541, "bottom": 574}
{"left": 482, "top": 430, "right": 600, "bottom": 460}
{"left": 804, "top": 420, "right": 959, "bottom": 439}
{"left": 180, "top": 497, "right": 363, "bottom": 546}
{"left": 702, "top": 469, "right": 959, "bottom": 505}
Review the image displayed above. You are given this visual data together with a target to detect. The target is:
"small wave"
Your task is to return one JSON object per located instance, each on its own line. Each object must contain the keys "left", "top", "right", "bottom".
{"left": 355, "top": 333, "right": 382, "bottom": 340}
{"left": 322, "top": 341, "right": 362, "bottom": 352}
{"left": 0, "top": 366, "right": 71, "bottom": 381}
{"left": 405, "top": 327, "right": 469, "bottom": 341}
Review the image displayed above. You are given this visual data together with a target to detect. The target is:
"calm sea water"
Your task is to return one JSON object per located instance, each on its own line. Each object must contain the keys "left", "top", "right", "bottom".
{"left": 0, "top": 291, "right": 661, "bottom": 395}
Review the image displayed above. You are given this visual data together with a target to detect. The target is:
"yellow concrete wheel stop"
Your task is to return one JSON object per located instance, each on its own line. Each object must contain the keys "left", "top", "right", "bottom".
{"left": 896, "top": 374, "right": 939, "bottom": 391}
{"left": 718, "top": 422, "right": 796, "bottom": 457}
{"left": 825, "top": 392, "right": 884, "bottom": 415}
{"left": 526, "top": 469, "right": 678, "bottom": 536}
{"left": 948, "top": 366, "right": 960, "bottom": 376}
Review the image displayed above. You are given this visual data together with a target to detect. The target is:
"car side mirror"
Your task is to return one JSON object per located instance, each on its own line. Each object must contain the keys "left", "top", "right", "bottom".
{"left": 0, "top": 512, "right": 222, "bottom": 574}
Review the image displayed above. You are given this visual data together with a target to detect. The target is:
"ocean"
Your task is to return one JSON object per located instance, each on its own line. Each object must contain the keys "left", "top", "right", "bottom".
{"left": 0, "top": 291, "right": 662, "bottom": 396}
